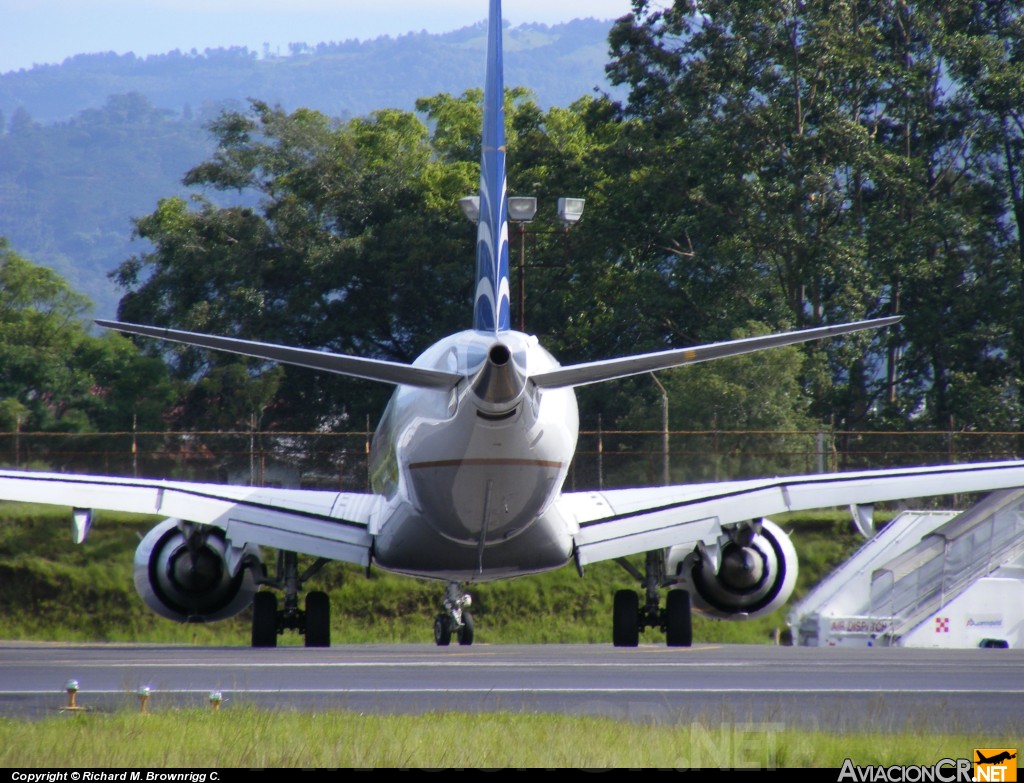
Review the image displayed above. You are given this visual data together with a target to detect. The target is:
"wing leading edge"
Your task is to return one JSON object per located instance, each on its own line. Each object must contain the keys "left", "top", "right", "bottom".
{"left": 0, "top": 469, "right": 377, "bottom": 565}
{"left": 561, "top": 459, "right": 1024, "bottom": 565}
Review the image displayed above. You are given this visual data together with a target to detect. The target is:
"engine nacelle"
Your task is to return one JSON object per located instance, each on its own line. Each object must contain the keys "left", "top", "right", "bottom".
{"left": 134, "top": 518, "right": 262, "bottom": 623}
{"left": 668, "top": 518, "right": 798, "bottom": 620}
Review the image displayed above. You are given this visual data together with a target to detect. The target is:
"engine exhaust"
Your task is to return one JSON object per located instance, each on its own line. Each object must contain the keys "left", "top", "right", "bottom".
{"left": 470, "top": 343, "right": 526, "bottom": 409}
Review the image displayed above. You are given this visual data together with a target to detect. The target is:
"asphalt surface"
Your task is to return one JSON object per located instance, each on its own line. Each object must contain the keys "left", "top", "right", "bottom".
{"left": 1, "top": 642, "right": 1021, "bottom": 732}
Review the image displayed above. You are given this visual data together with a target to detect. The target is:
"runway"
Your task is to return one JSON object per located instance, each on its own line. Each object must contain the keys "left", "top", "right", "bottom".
{"left": 1, "top": 642, "right": 1022, "bottom": 732}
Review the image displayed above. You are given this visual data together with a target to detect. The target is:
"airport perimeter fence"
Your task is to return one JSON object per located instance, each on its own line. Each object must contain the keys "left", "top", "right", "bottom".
{"left": 2, "top": 427, "right": 1024, "bottom": 492}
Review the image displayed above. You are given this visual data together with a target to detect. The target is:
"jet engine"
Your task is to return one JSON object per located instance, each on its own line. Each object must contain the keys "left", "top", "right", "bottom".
{"left": 133, "top": 518, "right": 262, "bottom": 623}
{"left": 669, "top": 518, "right": 797, "bottom": 620}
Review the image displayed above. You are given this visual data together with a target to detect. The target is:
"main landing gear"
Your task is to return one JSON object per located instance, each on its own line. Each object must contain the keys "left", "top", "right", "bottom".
{"left": 433, "top": 582, "right": 474, "bottom": 646}
{"left": 612, "top": 550, "right": 692, "bottom": 648}
{"left": 251, "top": 551, "right": 332, "bottom": 648}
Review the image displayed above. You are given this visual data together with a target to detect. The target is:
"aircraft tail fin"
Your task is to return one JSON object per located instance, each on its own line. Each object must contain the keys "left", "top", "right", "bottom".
{"left": 472, "top": 0, "right": 511, "bottom": 333}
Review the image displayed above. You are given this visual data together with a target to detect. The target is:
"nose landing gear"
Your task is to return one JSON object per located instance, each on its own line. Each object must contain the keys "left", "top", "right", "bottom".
{"left": 434, "top": 582, "right": 475, "bottom": 646}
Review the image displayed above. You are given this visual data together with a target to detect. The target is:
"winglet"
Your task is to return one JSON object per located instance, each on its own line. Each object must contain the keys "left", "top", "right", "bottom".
{"left": 473, "top": 0, "right": 511, "bottom": 333}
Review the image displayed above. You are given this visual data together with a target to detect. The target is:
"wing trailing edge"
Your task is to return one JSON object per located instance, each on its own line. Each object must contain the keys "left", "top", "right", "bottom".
{"left": 564, "top": 458, "right": 1024, "bottom": 565}
{"left": 530, "top": 316, "right": 901, "bottom": 390}
{"left": 0, "top": 468, "right": 377, "bottom": 564}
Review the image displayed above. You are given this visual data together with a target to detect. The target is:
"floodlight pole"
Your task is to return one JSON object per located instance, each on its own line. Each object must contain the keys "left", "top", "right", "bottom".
{"left": 459, "top": 195, "right": 584, "bottom": 332}
{"left": 507, "top": 196, "right": 538, "bottom": 331}
{"left": 517, "top": 223, "right": 527, "bottom": 331}
{"left": 650, "top": 373, "right": 670, "bottom": 486}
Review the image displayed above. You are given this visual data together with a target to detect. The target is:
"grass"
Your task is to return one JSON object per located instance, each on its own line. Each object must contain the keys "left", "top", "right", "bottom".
{"left": 0, "top": 502, "right": 872, "bottom": 645}
{"left": 0, "top": 707, "right": 1010, "bottom": 768}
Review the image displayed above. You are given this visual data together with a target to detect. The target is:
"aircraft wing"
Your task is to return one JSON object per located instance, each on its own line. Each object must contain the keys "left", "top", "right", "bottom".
{"left": 559, "top": 459, "right": 1024, "bottom": 565}
{"left": 0, "top": 469, "right": 377, "bottom": 566}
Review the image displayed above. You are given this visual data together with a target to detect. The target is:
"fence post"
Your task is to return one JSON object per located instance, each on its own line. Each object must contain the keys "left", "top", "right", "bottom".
{"left": 132, "top": 414, "right": 138, "bottom": 477}
{"left": 365, "top": 414, "right": 372, "bottom": 491}
{"left": 712, "top": 414, "right": 720, "bottom": 481}
{"left": 650, "top": 373, "right": 669, "bottom": 486}
{"left": 249, "top": 413, "right": 256, "bottom": 487}
{"left": 948, "top": 415, "right": 955, "bottom": 463}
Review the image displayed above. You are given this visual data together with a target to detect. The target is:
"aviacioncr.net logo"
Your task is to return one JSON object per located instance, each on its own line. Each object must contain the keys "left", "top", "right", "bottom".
{"left": 974, "top": 749, "right": 1017, "bottom": 782}
{"left": 837, "top": 758, "right": 973, "bottom": 782}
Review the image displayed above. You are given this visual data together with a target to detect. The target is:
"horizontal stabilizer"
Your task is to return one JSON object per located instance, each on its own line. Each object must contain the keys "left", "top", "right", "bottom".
{"left": 96, "top": 320, "right": 462, "bottom": 390}
{"left": 530, "top": 316, "right": 901, "bottom": 389}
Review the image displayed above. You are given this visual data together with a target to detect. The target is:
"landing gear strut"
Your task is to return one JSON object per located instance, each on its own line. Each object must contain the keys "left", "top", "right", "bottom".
{"left": 251, "top": 551, "right": 332, "bottom": 648}
{"left": 612, "top": 550, "right": 692, "bottom": 648}
{"left": 434, "top": 582, "right": 474, "bottom": 646}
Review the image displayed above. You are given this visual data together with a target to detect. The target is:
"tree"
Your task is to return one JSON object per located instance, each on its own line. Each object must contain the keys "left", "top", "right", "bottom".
{"left": 617, "top": 322, "right": 819, "bottom": 483}
{"left": 114, "top": 100, "right": 478, "bottom": 430}
{"left": 857, "top": 1, "right": 1020, "bottom": 430}
{"left": 606, "top": 0, "right": 1023, "bottom": 431}
{"left": 935, "top": 1, "right": 1024, "bottom": 427}
{"left": 0, "top": 238, "right": 174, "bottom": 437}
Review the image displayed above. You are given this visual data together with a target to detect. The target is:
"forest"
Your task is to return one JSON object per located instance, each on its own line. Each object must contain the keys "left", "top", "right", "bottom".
{"left": 1, "top": 0, "right": 1022, "bottom": 485}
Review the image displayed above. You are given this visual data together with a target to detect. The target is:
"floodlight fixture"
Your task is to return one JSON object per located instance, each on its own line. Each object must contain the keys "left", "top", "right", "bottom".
{"left": 459, "top": 196, "right": 480, "bottom": 223}
{"left": 557, "top": 197, "right": 585, "bottom": 225}
{"left": 508, "top": 196, "right": 538, "bottom": 223}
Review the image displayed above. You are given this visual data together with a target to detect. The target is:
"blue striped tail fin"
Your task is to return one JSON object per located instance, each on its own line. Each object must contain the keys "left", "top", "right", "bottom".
{"left": 473, "top": 0, "right": 510, "bottom": 333}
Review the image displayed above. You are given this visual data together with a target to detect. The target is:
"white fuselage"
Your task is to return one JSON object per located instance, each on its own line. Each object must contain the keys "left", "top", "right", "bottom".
{"left": 368, "top": 329, "right": 579, "bottom": 581}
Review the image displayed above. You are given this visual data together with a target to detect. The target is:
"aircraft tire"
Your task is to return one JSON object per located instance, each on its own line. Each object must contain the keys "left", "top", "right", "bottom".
{"left": 612, "top": 590, "right": 640, "bottom": 647}
{"left": 665, "top": 589, "right": 693, "bottom": 647}
{"left": 457, "top": 612, "right": 475, "bottom": 646}
{"left": 251, "top": 592, "right": 278, "bottom": 648}
{"left": 434, "top": 614, "right": 453, "bottom": 646}
{"left": 304, "top": 591, "right": 331, "bottom": 648}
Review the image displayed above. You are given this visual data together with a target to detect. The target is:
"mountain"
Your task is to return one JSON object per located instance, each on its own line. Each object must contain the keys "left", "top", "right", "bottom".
{"left": 0, "top": 19, "right": 622, "bottom": 317}
{"left": 0, "top": 20, "right": 619, "bottom": 125}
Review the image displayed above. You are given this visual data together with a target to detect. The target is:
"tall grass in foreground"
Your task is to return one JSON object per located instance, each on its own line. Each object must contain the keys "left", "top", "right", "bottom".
{"left": 0, "top": 708, "right": 1009, "bottom": 767}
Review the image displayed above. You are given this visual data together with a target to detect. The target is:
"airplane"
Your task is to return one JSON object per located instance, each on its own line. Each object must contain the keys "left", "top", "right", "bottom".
{"left": 4, "top": 0, "right": 1024, "bottom": 649}
{"left": 977, "top": 752, "right": 1017, "bottom": 765}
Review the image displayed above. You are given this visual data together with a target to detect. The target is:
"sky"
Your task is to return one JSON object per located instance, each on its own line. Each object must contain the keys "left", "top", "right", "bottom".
{"left": 1, "top": 0, "right": 642, "bottom": 74}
